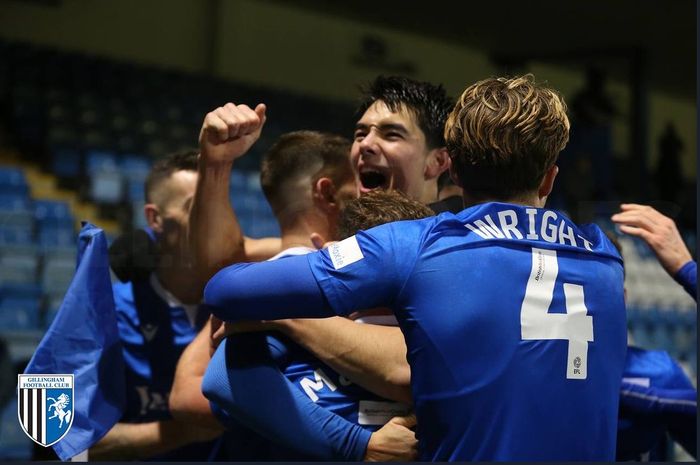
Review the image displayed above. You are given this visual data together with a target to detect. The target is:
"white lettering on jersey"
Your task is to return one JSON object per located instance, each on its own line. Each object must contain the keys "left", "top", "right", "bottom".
{"left": 577, "top": 235, "right": 593, "bottom": 251}
{"left": 465, "top": 222, "right": 493, "bottom": 239}
{"left": 525, "top": 208, "right": 539, "bottom": 240}
{"left": 329, "top": 236, "right": 364, "bottom": 270}
{"left": 498, "top": 210, "right": 524, "bottom": 239}
{"left": 464, "top": 207, "right": 594, "bottom": 251}
{"left": 559, "top": 224, "right": 577, "bottom": 247}
{"left": 300, "top": 368, "right": 337, "bottom": 402}
{"left": 520, "top": 248, "right": 594, "bottom": 380}
{"left": 540, "top": 210, "right": 558, "bottom": 243}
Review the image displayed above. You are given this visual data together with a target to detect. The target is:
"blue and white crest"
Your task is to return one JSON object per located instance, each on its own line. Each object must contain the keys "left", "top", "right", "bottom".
{"left": 17, "top": 374, "right": 74, "bottom": 447}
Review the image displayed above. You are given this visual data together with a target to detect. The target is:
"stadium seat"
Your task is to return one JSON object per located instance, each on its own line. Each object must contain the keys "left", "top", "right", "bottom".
{"left": 41, "top": 249, "right": 76, "bottom": 297}
{"left": 90, "top": 170, "right": 124, "bottom": 204}
{"left": 0, "top": 286, "right": 41, "bottom": 331}
{"left": 0, "top": 167, "right": 29, "bottom": 196}
{"left": 34, "top": 199, "right": 72, "bottom": 221}
{"left": 43, "top": 293, "right": 65, "bottom": 329}
{"left": 0, "top": 245, "right": 39, "bottom": 287}
{"left": 50, "top": 147, "right": 82, "bottom": 180}
{"left": 119, "top": 155, "right": 151, "bottom": 180}
{"left": 35, "top": 200, "right": 75, "bottom": 249}
{"left": 85, "top": 150, "right": 118, "bottom": 175}
{"left": 0, "top": 398, "right": 33, "bottom": 460}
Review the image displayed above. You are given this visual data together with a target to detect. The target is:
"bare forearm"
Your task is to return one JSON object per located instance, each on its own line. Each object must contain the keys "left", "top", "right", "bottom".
{"left": 89, "top": 420, "right": 215, "bottom": 461}
{"left": 189, "top": 160, "right": 245, "bottom": 287}
{"left": 282, "top": 318, "right": 412, "bottom": 403}
{"left": 170, "top": 321, "right": 225, "bottom": 431}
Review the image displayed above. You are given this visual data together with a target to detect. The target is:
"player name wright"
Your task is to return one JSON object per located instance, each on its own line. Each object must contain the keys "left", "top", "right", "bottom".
{"left": 464, "top": 208, "right": 594, "bottom": 251}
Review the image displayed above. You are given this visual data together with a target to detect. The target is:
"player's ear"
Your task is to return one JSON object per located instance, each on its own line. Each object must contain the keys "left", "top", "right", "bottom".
{"left": 144, "top": 204, "right": 164, "bottom": 233}
{"left": 424, "top": 147, "right": 451, "bottom": 180}
{"left": 537, "top": 165, "right": 559, "bottom": 201}
{"left": 313, "top": 177, "right": 339, "bottom": 212}
{"left": 310, "top": 232, "right": 328, "bottom": 250}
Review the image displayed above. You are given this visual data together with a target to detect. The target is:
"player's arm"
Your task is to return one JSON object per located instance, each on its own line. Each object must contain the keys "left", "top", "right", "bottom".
{"left": 189, "top": 102, "right": 279, "bottom": 292}
{"left": 89, "top": 418, "right": 221, "bottom": 461}
{"left": 251, "top": 318, "right": 412, "bottom": 404}
{"left": 202, "top": 333, "right": 417, "bottom": 461}
{"left": 205, "top": 227, "right": 416, "bottom": 323}
{"left": 612, "top": 203, "right": 696, "bottom": 298}
{"left": 205, "top": 257, "right": 336, "bottom": 321}
{"left": 169, "top": 318, "right": 226, "bottom": 431}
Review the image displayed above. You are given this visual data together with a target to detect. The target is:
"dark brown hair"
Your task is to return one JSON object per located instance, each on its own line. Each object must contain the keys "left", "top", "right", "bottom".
{"left": 261, "top": 131, "right": 353, "bottom": 221}
{"left": 144, "top": 149, "right": 199, "bottom": 205}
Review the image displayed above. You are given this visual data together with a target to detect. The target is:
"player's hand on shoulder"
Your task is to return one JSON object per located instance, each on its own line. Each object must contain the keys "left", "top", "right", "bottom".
{"left": 611, "top": 203, "right": 692, "bottom": 275}
{"left": 199, "top": 102, "right": 267, "bottom": 165}
{"left": 364, "top": 414, "right": 418, "bottom": 462}
{"left": 210, "top": 318, "right": 285, "bottom": 355}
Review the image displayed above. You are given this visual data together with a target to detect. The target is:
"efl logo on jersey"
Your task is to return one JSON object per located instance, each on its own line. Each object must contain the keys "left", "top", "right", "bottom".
{"left": 17, "top": 374, "right": 74, "bottom": 447}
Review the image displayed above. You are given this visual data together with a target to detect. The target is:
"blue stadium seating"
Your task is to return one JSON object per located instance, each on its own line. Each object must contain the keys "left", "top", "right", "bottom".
{"left": 0, "top": 167, "right": 29, "bottom": 196}
{"left": 0, "top": 398, "right": 33, "bottom": 460}
{"left": 34, "top": 200, "right": 75, "bottom": 249}
{"left": 0, "top": 284, "right": 42, "bottom": 331}
{"left": 85, "top": 150, "right": 118, "bottom": 175}
{"left": 0, "top": 244, "right": 39, "bottom": 287}
{"left": 41, "top": 248, "right": 76, "bottom": 297}
{"left": 50, "top": 147, "right": 82, "bottom": 180}
{"left": 90, "top": 170, "right": 124, "bottom": 205}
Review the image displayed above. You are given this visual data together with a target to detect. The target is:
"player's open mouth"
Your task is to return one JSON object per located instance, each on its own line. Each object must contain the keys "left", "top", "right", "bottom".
{"left": 359, "top": 169, "right": 388, "bottom": 190}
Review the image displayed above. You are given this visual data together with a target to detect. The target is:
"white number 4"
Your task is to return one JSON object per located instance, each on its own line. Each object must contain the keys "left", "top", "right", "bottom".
{"left": 521, "top": 248, "right": 594, "bottom": 380}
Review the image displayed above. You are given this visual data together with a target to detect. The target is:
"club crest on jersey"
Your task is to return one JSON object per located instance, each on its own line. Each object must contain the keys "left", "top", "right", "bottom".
{"left": 17, "top": 374, "right": 74, "bottom": 447}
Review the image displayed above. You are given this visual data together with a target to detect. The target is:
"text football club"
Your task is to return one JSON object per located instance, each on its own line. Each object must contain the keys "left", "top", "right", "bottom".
{"left": 18, "top": 374, "right": 74, "bottom": 447}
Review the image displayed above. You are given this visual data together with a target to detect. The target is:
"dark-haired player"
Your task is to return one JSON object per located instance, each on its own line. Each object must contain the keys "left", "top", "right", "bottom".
{"left": 172, "top": 129, "right": 419, "bottom": 460}
{"left": 353, "top": 75, "right": 453, "bottom": 207}
{"left": 204, "top": 75, "right": 628, "bottom": 461}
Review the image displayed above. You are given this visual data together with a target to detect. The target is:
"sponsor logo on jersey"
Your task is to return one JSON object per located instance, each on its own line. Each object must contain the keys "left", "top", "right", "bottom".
{"left": 329, "top": 236, "right": 364, "bottom": 270}
{"left": 140, "top": 324, "right": 158, "bottom": 341}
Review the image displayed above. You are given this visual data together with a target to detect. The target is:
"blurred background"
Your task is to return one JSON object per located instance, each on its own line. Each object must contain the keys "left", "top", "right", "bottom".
{"left": 0, "top": 0, "right": 695, "bottom": 460}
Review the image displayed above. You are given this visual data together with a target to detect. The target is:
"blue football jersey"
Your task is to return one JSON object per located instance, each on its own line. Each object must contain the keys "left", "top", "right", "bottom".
{"left": 617, "top": 346, "right": 697, "bottom": 461}
{"left": 204, "top": 248, "right": 406, "bottom": 460}
{"left": 274, "top": 334, "right": 409, "bottom": 428}
{"left": 112, "top": 275, "right": 214, "bottom": 460}
{"left": 305, "top": 202, "right": 627, "bottom": 461}
{"left": 206, "top": 332, "right": 399, "bottom": 460}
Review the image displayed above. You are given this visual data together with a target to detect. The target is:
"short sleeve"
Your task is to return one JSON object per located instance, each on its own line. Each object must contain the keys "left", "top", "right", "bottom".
{"left": 307, "top": 220, "right": 424, "bottom": 316}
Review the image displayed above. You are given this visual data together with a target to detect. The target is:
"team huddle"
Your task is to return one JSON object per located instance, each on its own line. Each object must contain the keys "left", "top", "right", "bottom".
{"left": 94, "top": 75, "right": 696, "bottom": 461}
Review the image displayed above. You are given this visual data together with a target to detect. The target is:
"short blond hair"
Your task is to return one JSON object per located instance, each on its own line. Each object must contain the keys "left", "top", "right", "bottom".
{"left": 444, "top": 74, "right": 569, "bottom": 200}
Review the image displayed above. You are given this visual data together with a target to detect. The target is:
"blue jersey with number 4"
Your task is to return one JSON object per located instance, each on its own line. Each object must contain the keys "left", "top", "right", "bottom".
{"left": 308, "top": 202, "right": 627, "bottom": 461}
{"left": 205, "top": 202, "right": 628, "bottom": 461}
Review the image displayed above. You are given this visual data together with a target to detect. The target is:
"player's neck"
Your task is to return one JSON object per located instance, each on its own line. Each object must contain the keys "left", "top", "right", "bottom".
{"left": 280, "top": 232, "right": 314, "bottom": 251}
{"left": 419, "top": 181, "right": 440, "bottom": 205}
{"left": 462, "top": 192, "right": 545, "bottom": 209}
{"left": 280, "top": 211, "right": 332, "bottom": 250}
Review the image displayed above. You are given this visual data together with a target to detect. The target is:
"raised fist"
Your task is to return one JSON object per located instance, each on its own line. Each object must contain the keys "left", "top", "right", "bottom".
{"left": 199, "top": 103, "right": 267, "bottom": 165}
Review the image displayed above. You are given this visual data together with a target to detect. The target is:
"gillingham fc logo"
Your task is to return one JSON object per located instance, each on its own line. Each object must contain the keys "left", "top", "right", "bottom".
{"left": 17, "top": 374, "right": 74, "bottom": 447}
{"left": 573, "top": 357, "right": 582, "bottom": 369}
